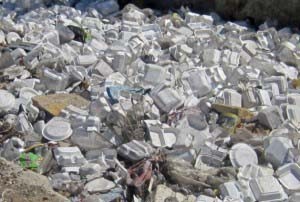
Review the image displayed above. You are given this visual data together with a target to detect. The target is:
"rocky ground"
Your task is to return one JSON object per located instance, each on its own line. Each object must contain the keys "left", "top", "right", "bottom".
{"left": 0, "top": 157, "right": 68, "bottom": 202}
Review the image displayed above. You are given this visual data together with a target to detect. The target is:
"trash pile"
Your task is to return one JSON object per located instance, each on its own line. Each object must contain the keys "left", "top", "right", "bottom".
{"left": 1, "top": 1, "right": 300, "bottom": 201}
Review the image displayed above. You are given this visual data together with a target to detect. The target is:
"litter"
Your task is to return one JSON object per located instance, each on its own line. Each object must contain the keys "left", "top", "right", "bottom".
{"left": 249, "top": 176, "right": 287, "bottom": 202}
{"left": 1, "top": 1, "right": 300, "bottom": 201}
{"left": 276, "top": 163, "right": 300, "bottom": 193}
{"left": 42, "top": 117, "right": 73, "bottom": 141}
{"left": 117, "top": 140, "right": 155, "bottom": 162}
{"left": 219, "top": 181, "right": 244, "bottom": 201}
{"left": 264, "top": 136, "right": 294, "bottom": 168}
{"left": 257, "top": 106, "right": 284, "bottom": 129}
{"left": 19, "top": 152, "right": 42, "bottom": 170}
{"left": 229, "top": 143, "right": 258, "bottom": 168}
{"left": 53, "top": 147, "right": 87, "bottom": 167}
{"left": 151, "top": 85, "right": 183, "bottom": 113}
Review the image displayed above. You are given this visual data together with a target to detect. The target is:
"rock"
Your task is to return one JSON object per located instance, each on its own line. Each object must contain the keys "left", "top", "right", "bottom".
{"left": 0, "top": 157, "right": 68, "bottom": 202}
{"left": 0, "top": 89, "right": 16, "bottom": 114}
{"left": 151, "top": 184, "right": 196, "bottom": 202}
{"left": 84, "top": 178, "right": 116, "bottom": 193}
{"left": 83, "top": 187, "right": 124, "bottom": 202}
{"left": 92, "top": 0, "right": 120, "bottom": 16}
{"left": 56, "top": 24, "right": 75, "bottom": 44}
{"left": 32, "top": 93, "right": 90, "bottom": 116}
{"left": 50, "top": 172, "right": 72, "bottom": 190}
{"left": 0, "top": 137, "right": 24, "bottom": 161}
{"left": 215, "top": 0, "right": 300, "bottom": 26}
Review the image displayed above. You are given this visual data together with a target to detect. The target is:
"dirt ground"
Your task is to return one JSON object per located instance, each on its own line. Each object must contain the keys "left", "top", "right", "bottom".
{"left": 0, "top": 158, "right": 68, "bottom": 202}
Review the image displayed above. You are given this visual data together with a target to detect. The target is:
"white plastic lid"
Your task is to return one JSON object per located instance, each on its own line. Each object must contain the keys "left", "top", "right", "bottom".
{"left": 229, "top": 143, "right": 258, "bottom": 168}
{"left": 42, "top": 117, "right": 73, "bottom": 141}
{"left": 0, "top": 90, "right": 16, "bottom": 112}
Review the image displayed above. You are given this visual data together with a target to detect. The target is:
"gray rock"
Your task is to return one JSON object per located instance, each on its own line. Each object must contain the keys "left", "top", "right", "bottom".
{"left": 152, "top": 184, "right": 196, "bottom": 202}
{"left": 56, "top": 24, "right": 75, "bottom": 44}
{"left": 0, "top": 137, "right": 24, "bottom": 161}
{"left": 50, "top": 172, "right": 72, "bottom": 190}
{"left": 84, "top": 178, "right": 116, "bottom": 193}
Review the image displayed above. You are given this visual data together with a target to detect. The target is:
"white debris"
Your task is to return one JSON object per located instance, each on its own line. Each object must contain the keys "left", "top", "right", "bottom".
{"left": 53, "top": 147, "right": 87, "bottom": 167}
{"left": 276, "top": 163, "right": 300, "bottom": 193}
{"left": 229, "top": 143, "right": 258, "bottom": 168}
{"left": 117, "top": 140, "right": 154, "bottom": 161}
{"left": 1, "top": 1, "right": 300, "bottom": 201}
{"left": 42, "top": 117, "right": 73, "bottom": 141}
{"left": 249, "top": 176, "right": 288, "bottom": 202}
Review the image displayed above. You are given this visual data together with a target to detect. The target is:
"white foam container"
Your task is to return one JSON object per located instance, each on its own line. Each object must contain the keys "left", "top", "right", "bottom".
{"left": 276, "top": 163, "right": 300, "bottom": 193}
{"left": 249, "top": 176, "right": 287, "bottom": 202}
